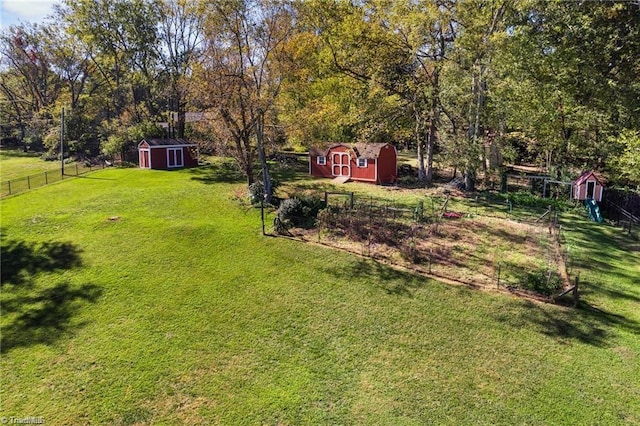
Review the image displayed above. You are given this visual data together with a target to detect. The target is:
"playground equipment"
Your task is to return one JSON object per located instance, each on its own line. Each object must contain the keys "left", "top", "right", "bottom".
{"left": 585, "top": 199, "right": 603, "bottom": 223}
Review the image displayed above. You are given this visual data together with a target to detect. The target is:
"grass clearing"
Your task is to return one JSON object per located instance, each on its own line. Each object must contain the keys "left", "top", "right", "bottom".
{"left": 1, "top": 164, "right": 639, "bottom": 424}
{"left": 0, "top": 148, "right": 61, "bottom": 180}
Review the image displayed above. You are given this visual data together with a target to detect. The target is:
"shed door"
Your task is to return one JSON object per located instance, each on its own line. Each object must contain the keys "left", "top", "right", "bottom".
{"left": 331, "top": 153, "right": 350, "bottom": 177}
{"left": 586, "top": 181, "right": 595, "bottom": 199}
{"left": 139, "top": 149, "right": 150, "bottom": 168}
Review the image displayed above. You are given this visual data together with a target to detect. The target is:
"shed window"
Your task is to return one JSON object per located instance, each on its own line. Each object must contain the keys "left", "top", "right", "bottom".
{"left": 167, "top": 147, "right": 184, "bottom": 168}
{"left": 357, "top": 158, "right": 367, "bottom": 168}
{"left": 317, "top": 156, "right": 326, "bottom": 165}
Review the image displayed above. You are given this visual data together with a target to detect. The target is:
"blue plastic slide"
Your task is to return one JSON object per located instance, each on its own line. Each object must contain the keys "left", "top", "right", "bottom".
{"left": 585, "top": 199, "right": 603, "bottom": 223}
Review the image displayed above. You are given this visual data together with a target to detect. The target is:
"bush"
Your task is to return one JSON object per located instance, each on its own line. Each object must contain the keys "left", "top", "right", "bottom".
{"left": 274, "top": 197, "right": 303, "bottom": 234}
{"left": 248, "top": 179, "right": 280, "bottom": 204}
{"left": 297, "top": 194, "right": 325, "bottom": 220}
{"left": 248, "top": 181, "right": 265, "bottom": 204}
{"left": 519, "top": 268, "right": 563, "bottom": 296}
{"left": 500, "top": 191, "right": 569, "bottom": 211}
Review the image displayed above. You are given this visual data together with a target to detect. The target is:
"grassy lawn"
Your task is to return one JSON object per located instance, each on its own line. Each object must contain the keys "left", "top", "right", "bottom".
{"left": 0, "top": 148, "right": 61, "bottom": 181}
{"left": 1, "top": 163, "right": 639, "bottom": 424}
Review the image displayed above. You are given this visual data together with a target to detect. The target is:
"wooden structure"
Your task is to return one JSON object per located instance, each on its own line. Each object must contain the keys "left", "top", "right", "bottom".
{"left": 309, "top": 143, "right": 397, "bottom": 184}
{"left": 138, "top": 138, "right": 198, "bottom": 170}
{"left": 573, "top": 170, "right": 605, "bottom": 202}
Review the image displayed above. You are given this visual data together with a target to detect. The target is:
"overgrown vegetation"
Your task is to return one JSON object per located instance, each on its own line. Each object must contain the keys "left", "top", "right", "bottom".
{"left": 518, "top": 268, "right": 564, "bottom": 296}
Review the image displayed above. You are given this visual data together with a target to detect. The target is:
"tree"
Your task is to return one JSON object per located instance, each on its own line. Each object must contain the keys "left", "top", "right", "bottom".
{"left": 441, "top": 0, "right": 511, "bottom": 190}
{"left": 200, "top": 0, "right": 294, "bottom": 201}
{"left": 63, "top": 0, "right": 161, "bottom": 120}
{"left": 0, "top": 23, "right": 61, "bottom": 149}
{"left": 154, "top": 0, "right": 206, "bottom": 138}
{"left": 295, "top": 0, "right": 457, "bottom": 184}
{"left": 495, "top": 0, "right": 640, "bottom": 179}
{"left": 609, "top": 130, "right": 640, "bottom": 190}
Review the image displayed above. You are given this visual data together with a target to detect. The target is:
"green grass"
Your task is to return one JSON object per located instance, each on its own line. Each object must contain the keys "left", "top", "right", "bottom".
{"left": 0, "top": 148, "right": 61, "bottom": 180}
{"left": 1, "top": 164, "right": 639, "bottom": 424}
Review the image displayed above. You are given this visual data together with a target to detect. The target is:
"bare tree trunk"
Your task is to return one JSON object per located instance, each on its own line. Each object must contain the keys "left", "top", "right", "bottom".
{"left": 425, "top": 123, "right": 435, "bottom": 185}
{"left": 255, "top": 111, "right": 273, "bottom": 203}
{"left": 417, "top": 141, "right": 426, "bottom": 181}
{"left": 177, "top": 110, "right": 186, "bottom": 139}
{"left": 464, "top": 169, "right": 476, "bottom": 192}
{"left": 243, "top": 135, "right": 254, "bottom": 186}
{"left": 415, "top": 106, "right": 426, "bottom": 181}
{"left": 465, "top": 65, "right": 485, "bottom": 191}
{"left": 425, "top": 84, "right": 439, "bottom": 185}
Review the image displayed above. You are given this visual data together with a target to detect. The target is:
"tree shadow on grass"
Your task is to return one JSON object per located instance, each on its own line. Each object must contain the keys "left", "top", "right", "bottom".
{"left": 322, "top": 249, "right": 640, "bottom": 347}
{"left": 1, "top": 236, "right": 102, "bottom": 353}
{"left": 2, "top": 281, "right": 102, "bottom": 353}
{"left": 1, "top": 239, "right": 83, "bottom": 286}
{"left": 493, "top": 298, "right": 640, "bottom": 348}
{"left": 323, "top": 257, "right": 428, "bottom": 298}
{"left": 188, "top": 161, "right": 245, "bottom": 184}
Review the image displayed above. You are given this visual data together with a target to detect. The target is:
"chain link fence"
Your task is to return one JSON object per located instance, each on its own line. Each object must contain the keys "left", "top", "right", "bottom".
{"left": 1, "top": 162, "right": 107, "bottom": 197}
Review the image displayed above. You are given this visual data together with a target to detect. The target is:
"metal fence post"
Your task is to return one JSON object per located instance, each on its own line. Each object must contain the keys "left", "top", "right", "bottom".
{"left": 27, "top": 175, "right": 31, "bottom": 189}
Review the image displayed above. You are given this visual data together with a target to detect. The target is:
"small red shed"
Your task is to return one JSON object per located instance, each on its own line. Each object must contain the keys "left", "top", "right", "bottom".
{"left": 573, "top": 170, "right": 605, "bottom": 202}
{"left": 309, "top": 143, "right": 397, "bottom": 184}
{"left": 138, "top": 138, "right": 199, "bottom": 170}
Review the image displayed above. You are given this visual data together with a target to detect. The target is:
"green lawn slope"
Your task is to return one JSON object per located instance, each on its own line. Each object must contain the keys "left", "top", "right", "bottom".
{"left": 1, "top": 165, "right": 638, "bottom": 424}
{"left": 0, "top": 148, "right": 60, "bottom": 180}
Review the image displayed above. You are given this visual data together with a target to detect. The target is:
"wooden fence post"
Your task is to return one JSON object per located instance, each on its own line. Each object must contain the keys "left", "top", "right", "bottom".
{"left": 44, "top": 171, "right": 48, "bottom": 185}
{"left": 260, "top": 198, "right": 265, "bottom": 236}
{"left": 497, "top": 263, "right": 502, "bottom": 288}
{"left": 7, "top": 180, "right": 11, "bottom": 195}
{"left": 572, "top": 275, "right": 579, "bottom": 307}
{"left": 27, "top": 175, "right": 31, "bottom": 190}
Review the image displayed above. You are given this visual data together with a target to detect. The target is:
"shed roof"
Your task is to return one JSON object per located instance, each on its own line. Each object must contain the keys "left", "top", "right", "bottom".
{"left": 309, "top": 143, "right": 347, "bottom": 157}
{"left": 574, "top": 170, "right": 605, "bottom": 186}
{"left": 309, "top": 142, "right": 392, "bottom": 159}
{"left": 139, "top": 138, "right": 196, "bottom": 147}
{"left": 353, "top": 143, "right": 392, "bottom": 159}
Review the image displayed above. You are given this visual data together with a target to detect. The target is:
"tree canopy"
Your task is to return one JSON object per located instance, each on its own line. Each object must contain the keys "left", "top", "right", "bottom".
{"left": 1, "top": 0, "right": 638, "bottom": 189}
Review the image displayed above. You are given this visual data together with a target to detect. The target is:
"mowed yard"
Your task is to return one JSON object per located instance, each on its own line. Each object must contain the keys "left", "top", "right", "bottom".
{"left": 0, "top": 148, "right": 61, "bottom": 180}
{"left": 1, "top": 163, "right": 639, "bottom": 424}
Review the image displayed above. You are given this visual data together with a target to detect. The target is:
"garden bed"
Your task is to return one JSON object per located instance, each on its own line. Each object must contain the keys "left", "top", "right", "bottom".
{"left": 291, "top": 213, "right": 564, "bottom": 296}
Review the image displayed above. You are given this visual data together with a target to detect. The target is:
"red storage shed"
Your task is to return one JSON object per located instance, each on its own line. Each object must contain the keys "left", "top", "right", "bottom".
{"left": 309, "top": 143, "right": 397, "bottom": 184}
{"left": 138, "top": 138, "right": 199, "bottom": 170}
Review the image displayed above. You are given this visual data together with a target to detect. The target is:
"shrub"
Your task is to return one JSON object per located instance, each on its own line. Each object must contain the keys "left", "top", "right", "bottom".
{"left": 248, "top": 179, "right": 280, "bottom": 204}
{"left": 502, "top": 191, "right": 570, "bottom": 211}
{"left": 297, "top": 194, "right": 325, "bottom": 219}
{"left": 518, "top": 268, "right": 563, "bottom": 296}
{"left": 248, "top": 181, "right": 265, "bottom": 204}
{"left": 274, "top": 198, "right": 303, "bottom": 233}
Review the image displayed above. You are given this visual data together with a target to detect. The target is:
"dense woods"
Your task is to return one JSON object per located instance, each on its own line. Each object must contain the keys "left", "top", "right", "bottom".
{"left": 1, "top": 0, "right": 639, "bottom": 194}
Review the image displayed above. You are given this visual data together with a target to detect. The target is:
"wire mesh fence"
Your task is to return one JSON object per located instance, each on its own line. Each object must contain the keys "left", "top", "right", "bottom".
{"left": 1, "top": 162, "right": 106, "bottom": 197}
{"left": 270, "top": 189, "right": 578, "bottom": 300}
